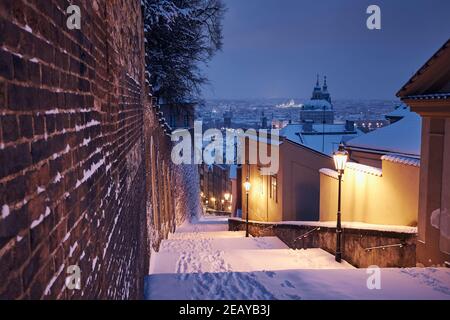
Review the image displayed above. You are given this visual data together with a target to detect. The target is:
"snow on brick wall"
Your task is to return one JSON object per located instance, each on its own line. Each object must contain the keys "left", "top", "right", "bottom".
{"left": 0, "top": 0, "right": 190, "bottom": 299}
{"left": 142, "top": 113, "right": 195, "bottom": 254}
{"left": 172, "top": 164, "right": 203, "bottom": 225}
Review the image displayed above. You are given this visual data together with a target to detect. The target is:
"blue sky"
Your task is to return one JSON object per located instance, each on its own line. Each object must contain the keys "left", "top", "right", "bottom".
{"left": 202, "top": 0, "right": 450, "bottom": 100}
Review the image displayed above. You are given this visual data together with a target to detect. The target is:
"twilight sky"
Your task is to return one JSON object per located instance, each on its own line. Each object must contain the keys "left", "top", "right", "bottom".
{"left": 202, "top": 0, "right": 450, "bottom": 100}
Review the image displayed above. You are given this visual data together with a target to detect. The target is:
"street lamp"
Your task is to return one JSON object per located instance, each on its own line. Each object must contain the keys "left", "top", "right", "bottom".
{"left": 224, "top": 193, "right": 231, "bottom": 212}
{"left": 333, "top": 143, "right": 348, "bottom": 263}
{"left": 244, "top": 179, "right": 251, "bottom": 237}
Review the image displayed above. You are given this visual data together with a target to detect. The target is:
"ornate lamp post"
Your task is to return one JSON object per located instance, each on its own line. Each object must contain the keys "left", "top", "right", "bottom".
{"left": 333, "top": 143, "right": 348, "bottom": 263}
{"left": 243, "top": 179, "right": 251, "bottom": 237}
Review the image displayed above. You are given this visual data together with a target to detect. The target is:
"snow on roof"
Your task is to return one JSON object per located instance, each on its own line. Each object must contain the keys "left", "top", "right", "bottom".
{"left": 302, "top": 134, "right": 345, "bottom": 156}
{"left": 280, "top": 123, "right": 362, "bottom": 156}
{"left": 381, "top": 154, "right": 420, "bottom": 167}
{"left": 319, "top": 168, "right": 339, "bottom": 179}
{"left": 245, "top": 131, "right": 282, "bottom": 146}
{"left": 346, "top": 162, "right": 383, "bottom": 177}
{"left": 384, "top": 104, "right": 410, "bottom": 118}
{"left": 345, "top": 111, "right": 421, "bottom": 157}
{"left": 405, "top": 93, "right": 450, "bottom": 100}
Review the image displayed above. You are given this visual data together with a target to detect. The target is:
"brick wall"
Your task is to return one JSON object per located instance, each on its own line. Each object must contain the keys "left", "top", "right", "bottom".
{"left": 0, "top": 0, "right": 189, "bottom": 299}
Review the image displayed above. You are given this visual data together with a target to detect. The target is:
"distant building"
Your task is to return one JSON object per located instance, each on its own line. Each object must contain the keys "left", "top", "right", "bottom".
{"left": 241, "top": 135, "right": 334, "bottom": 222}
{"left": 319, "top": 154, "right": 420, "bottom": 226}
{"left": 300, "top": 76, "right": 335, "bottom": 124}
{"left": 354, "top": 119, "right": 390, "bottom": 133}
{"left": 344, "top": 110, "right": 421, "bottom": 168}
{"left": 280, "top": 120, "right": 362, "bottom": 156}
{"left": 260, "top": 111, "right": 268, "bottom": 129}
{"left": 229, "top": 165, "right": 242, "bottom": 217}
{"left": 199, "top": 164, "right": 232, "bottom": 212}
{"left": 223, "top": 109, "right": 232, "bottom": 128}
{"left": 272, "top": 119, "right": 290, "bottom": 129}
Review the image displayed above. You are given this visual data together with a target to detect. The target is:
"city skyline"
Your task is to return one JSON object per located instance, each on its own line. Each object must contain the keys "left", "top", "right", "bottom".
{"left": 203, "top": 0, "right": 450, "bottom": 100}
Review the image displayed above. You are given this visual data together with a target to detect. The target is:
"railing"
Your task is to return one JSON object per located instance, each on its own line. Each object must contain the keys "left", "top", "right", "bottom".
{"left": 257, "top": 224, "right": 276, "bottom": 233}
{"left": 364, "top": 243, "right": 405, "bottom": 252}
{"left": 293, "top": 227, "right": 321, "bottom": 243}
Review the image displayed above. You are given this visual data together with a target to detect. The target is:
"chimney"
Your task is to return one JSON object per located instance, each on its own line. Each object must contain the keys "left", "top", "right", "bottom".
{"left": 345, "top": 120, "right": 355, "bottom": 132}
{"left": 303, "top": 120, "right": 313, "bottom": 132}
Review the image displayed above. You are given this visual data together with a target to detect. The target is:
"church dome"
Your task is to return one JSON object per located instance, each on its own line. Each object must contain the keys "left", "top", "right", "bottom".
{"left": 302, "top": 99, "right": 332, "bottom": 110}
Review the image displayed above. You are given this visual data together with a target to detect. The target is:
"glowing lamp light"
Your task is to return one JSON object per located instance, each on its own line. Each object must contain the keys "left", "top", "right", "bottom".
{"left": 224, "top": 193, "right": 230, "bottom": 201}
{"left": 244, "top": 181, "right": 251, "bottom": 193}
{"left": 332, "top": 143, "right": 348, "bottom": 263}
{"left": 333, "top": 143, "right": 348, "bottom": 173}
{"left": 211, "top": 197, "right": 216, "bottom": 203}
{"left": 244, "top": 178, "right": 251, "bottom": 238}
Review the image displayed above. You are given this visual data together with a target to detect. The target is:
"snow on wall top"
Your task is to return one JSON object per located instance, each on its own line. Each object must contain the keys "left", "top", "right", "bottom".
{"left": 384, "top": 104, "right": 410, "bottom": 118}
{"left": 381, "top": 154, "right": 420, "bottom": 167}
{"left": 229, "top": 217, "right": 418, "bottom": 234}
{"left": 319, "top": 168, "right": 339, "bottom": 179}
{"left": 345, "top": 162, "right": 383, "bottom": 177}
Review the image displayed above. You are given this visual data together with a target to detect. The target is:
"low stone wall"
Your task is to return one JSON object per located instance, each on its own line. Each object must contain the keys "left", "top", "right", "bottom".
{"left": 229, "top": 219, "right": 417, "bottom": 268}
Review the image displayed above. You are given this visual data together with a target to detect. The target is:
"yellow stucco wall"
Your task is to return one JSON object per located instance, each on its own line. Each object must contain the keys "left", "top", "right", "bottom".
{"left": 319, "top": 159, "right": 419, "bottom": 226}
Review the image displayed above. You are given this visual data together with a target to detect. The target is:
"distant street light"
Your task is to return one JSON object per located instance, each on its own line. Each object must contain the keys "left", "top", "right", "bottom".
{"left": 244, "top": 180, "right": 251, "bottom": 237}
{"left": 333, "top": 143, "right": 348, "bottom": 263}
{"left": 224, "top": 192, "right": 231, "bottom": 212}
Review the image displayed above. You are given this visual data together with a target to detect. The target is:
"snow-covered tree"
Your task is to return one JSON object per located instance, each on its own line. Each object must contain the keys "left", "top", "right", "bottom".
{"left": 143, "top": 0, "right": 226, "bottom": 103}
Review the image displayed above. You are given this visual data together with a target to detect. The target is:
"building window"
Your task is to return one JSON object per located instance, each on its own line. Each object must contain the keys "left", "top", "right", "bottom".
{"left": 270, "top": 175, "right": 277, "bottom": 202}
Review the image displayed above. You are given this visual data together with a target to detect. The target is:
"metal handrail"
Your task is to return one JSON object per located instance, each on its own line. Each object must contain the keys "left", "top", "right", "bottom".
{"left": 258, "top": 224, "right": 276, "bottom": 232}
{"left": 364, "top": 243, "right": 405, "bottom": 252}
{"left": 294, "top": 227, "right": 321, "bottom": 242}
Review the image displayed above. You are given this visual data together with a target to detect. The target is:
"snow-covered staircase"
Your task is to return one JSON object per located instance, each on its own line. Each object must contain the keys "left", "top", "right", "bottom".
{"left": 144, "top": 215, "right": 450, "bottom": 300}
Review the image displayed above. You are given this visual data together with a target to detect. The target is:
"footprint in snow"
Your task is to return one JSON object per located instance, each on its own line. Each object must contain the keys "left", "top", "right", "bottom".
{"left": 283, "top": 280, "right": 295, "bottom": 288}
